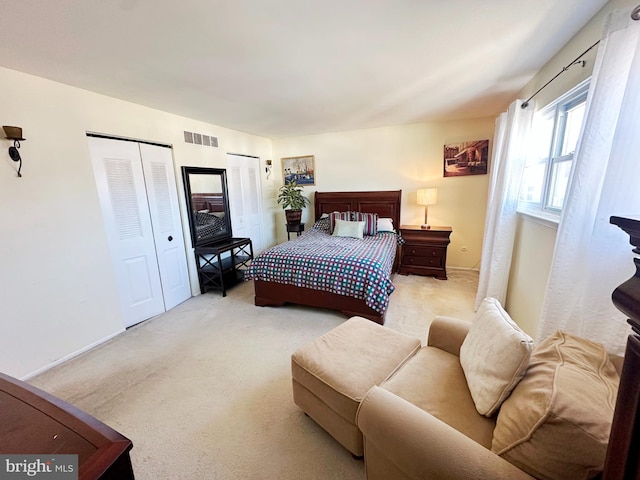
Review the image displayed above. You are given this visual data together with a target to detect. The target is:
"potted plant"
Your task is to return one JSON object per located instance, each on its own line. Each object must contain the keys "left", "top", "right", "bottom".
{"left": 277, "top": 180, "right": 310, "bottom": 225}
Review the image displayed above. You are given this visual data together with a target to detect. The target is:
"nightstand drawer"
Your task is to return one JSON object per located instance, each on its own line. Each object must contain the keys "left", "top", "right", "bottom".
{"left": 403, "top": 245, "right": 445, "bottom": 258}
{"left": 403, "top": 255, "right": 444, "bottom": 268}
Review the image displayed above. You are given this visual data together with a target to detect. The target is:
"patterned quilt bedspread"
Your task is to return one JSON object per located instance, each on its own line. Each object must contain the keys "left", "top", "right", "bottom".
{"left": 194, "top": 212, "right": 227, "bottom": 240}
{"left": 245, "top": 225, "right": 398, "bottom": 314}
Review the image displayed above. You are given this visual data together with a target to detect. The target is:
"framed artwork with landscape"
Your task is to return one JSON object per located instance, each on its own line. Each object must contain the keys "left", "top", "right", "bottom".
{"left": 282, "top": 155, "right": 315, "bottom": 185}
{"left": 443, "top": 139, "right": 489, "bottom": 177}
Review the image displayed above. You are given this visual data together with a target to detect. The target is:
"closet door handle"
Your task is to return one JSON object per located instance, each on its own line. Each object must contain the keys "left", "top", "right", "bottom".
{"left": 168, "top": 236, "right": 173, "bottom": 241}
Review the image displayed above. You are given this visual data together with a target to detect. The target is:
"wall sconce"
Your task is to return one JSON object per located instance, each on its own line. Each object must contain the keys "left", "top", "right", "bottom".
{"left": 417, "top": 188, "right": 438, "bottom": 229}
{"left": 265, "top": 159, "right": 272, "bottom": 179}
{"left": 3, "top": 126, "right": 25, "bottom": 177}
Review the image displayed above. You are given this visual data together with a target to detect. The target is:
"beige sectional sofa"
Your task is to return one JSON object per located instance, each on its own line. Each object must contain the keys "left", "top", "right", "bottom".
{"left": 356, "top": 315, "right": 533, "bottom": 479}
{"left": 356, "top": 314, "right": 621, "bottom": 480}
{"left": 292, "top": 298, "right": 621, "bottom": 480}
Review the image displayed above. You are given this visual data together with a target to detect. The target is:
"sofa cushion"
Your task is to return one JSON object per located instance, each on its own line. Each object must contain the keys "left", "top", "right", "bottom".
{"left": 380, "top": 346, "right": 497, "bottom": 449}
{"left": 492, "top": 330, "right": 620, "bottom": 480}
{"left": 460, "top": 297, "right": 534, "bottom": 416}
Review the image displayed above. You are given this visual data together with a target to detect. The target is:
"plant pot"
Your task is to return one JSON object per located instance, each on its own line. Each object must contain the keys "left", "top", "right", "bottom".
{"left": 285, "top": 209, "right": 302, "bottom": 225}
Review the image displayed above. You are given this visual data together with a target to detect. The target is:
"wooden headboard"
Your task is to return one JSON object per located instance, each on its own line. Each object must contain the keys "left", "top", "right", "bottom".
{"left": 191, "top": 193, "right": 225, "bottom": 212}
{"left": 314, "top": 190, "right": 402, "bottom": 230}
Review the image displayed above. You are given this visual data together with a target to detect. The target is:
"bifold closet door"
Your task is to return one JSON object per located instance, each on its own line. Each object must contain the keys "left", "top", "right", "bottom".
{"left": 227, "top": 154, "right": 265, "bottom": 252}
{"left": 88, "top": 137, "right": 190, "bottom": 328}
{"left": 138, "top": 143, "right": 191, "bottom": 311}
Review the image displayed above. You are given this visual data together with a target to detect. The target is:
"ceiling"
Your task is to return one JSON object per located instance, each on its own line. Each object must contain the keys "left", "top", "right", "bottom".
{"left": 0, "top": 0, "right": 608, "bottom": 138}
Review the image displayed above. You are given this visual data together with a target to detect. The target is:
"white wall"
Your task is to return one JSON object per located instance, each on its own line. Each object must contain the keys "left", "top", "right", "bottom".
{"left": 273, "top": 118, "right": 495, "bottom": 269}
{"left": 0, "top": 66, "right": 274, "bottom": 379}
{"left": 507, "top": 218, "right": 557, "bottom": 336}
{"left": 506, "top": 0, "right": 637, "bottom": 334}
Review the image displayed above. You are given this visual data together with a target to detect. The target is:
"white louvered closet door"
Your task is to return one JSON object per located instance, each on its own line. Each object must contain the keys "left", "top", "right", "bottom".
{"left": 88, "top": 137, "right": 190, "bottom": 328}
{"left": 139, "top": 143, "right": 191, "bottom": 310}
{"left": 227, "top": 154, "right": 265, "bottom": 252}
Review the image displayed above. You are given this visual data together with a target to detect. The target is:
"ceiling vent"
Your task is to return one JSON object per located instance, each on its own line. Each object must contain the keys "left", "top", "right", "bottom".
{"left": 184, "top": 131, "right": 218, "bottom": 148}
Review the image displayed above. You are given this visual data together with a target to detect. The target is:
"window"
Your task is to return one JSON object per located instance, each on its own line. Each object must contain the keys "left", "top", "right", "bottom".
{"left": 518, "top": 80, "right": 589, "bottom": 219}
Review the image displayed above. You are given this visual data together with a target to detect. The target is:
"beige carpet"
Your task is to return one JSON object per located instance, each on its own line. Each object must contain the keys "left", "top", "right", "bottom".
{"left": 30, "top": 270, "right": 478, "bottom": 479}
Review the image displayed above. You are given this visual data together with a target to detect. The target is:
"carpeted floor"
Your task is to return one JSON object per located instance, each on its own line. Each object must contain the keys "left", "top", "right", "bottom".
{"left": 29, "top": 270, "right": 478, "bottom": 479}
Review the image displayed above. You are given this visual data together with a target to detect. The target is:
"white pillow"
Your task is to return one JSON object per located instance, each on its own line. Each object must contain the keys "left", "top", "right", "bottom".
{"left": 460, "top": 297, "right": 534, "bottom": 416}
{"left": 332, "top": 219, "right": 365, "bottom": 239}
{"left": 377, "top": 217, "right": 395, "bottom": 233}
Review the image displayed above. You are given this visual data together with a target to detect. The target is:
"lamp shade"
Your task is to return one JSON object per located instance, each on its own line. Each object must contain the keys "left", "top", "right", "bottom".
{"left": 3, "top": 126, "right": 24, "bottom": 140}
{"left": 417, "top": 188, "right": 437, "bottom": 206}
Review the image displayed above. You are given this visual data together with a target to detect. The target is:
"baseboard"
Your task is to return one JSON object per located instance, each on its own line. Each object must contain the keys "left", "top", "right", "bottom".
{"left": 447, "top": 266, "right": 480, "bottom": 273}
{"left": 20, "top": 328, "right": 126, "bottom": 381}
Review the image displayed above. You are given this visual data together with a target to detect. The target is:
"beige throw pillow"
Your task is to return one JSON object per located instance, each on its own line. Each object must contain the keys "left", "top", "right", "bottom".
{"left": 492, "top": 330, "right": 619, "bottom": 480}
{"left": 332, "top": 219, "right": 365, "bottom": 239}
{"left": 459, "top": 297, "right": 534, "bottom": 416}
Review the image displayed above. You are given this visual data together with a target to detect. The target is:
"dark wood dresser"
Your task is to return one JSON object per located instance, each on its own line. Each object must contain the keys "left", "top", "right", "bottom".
{"left": 0, "top": 372, "right": 134, "bottom": 479}
{"left": 398, "top": 225, "right": 452, "bottom": 280}
{"left": 604, "top": 216, "right": 640, "bottom": 479}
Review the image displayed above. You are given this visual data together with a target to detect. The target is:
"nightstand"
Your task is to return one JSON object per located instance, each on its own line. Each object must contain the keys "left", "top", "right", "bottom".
{"left": 286, "top": 223, "right": 305, "bottom": 240}
{"left": 398, "top": 225, "right": 452, "bottom": 280}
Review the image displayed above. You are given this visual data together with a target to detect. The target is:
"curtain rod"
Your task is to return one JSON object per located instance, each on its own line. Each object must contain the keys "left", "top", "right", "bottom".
{"left": 522, "top": 5, "right": 640, "bottom": 109}
{"left": 521, "top": 40, "right": 599, "bottom": 109}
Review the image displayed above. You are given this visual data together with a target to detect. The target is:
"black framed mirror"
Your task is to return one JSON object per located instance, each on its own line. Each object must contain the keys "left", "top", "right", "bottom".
{"left": 182, "top": 166, "right": 232, "bottom": 246}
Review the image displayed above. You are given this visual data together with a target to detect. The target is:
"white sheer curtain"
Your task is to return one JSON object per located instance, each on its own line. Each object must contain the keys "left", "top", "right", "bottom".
{"left": 538, "top": 9, "right": 640, "bottom": 356}
{"left": 475, "top": 99, "right": 533, "bottom": 309}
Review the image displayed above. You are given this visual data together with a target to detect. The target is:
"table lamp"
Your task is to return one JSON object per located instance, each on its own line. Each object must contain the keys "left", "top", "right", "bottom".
{"left": 417, "top": 188, "right": 437, "bottom": 229}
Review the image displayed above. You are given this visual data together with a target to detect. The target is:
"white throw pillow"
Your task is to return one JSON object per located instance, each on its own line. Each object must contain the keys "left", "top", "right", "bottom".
{"left": 377, "top": 217, "right": 395, "bottom": 233}
{"left": 332, "top": 219, "right": 365, "bottom": 239}
{"left": 460, "top": 297, "right": 534, "bottom": 416}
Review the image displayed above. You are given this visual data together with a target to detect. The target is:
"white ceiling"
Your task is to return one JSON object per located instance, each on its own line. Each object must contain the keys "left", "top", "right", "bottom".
{"left": 0, "top": 0, "right": 608, "bottom": 138}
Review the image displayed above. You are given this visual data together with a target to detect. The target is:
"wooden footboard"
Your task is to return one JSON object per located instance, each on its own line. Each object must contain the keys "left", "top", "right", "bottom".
{"left": 251, "top": 190, "right": 401, "bottom": 326}
{"left": 254, "top": 280, "right": 385, "bottom": 324}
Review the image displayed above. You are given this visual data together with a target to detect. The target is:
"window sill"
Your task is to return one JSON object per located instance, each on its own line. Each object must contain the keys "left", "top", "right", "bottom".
{"left": 516, "top": 208, "right": 559, "bottom": 229}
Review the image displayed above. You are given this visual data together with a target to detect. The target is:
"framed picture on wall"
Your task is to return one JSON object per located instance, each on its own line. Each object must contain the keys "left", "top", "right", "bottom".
{"left": 443, "top": 139, "right": 489, "bottom": 177}
{"left": 282, "top": 155, "right": 315, "bottom": 185}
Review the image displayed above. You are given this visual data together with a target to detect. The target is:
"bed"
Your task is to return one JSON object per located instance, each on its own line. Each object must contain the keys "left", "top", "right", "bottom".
{"left": 247, "top": 190, "right": 402, "bottom": 324}
{"left": 190, "top": 192, "right": 229, "bottom": 241}
{"left": 193, "top": 211, "right": 227, "bottom": 241}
